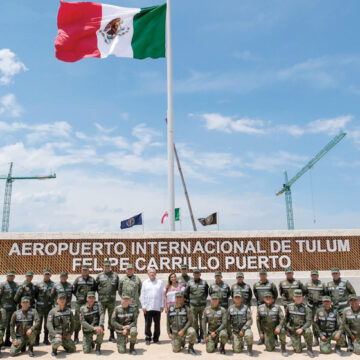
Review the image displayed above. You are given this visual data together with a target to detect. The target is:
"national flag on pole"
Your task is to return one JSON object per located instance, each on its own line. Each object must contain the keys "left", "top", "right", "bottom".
{"left": 198, "top": 212, "right": 218, "bottom": 226}
{"left": 161, "top": 208, "right": 180, "bottom": 224}
{"left": 121, "top": 213, "right": 143, "bottom": 229}
{"left": 55, "top": 1, "right": 166, "bottom": 62}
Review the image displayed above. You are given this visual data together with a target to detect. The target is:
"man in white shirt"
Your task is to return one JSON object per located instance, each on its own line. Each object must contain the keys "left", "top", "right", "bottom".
{"left": 140, "top": 268, "right": 165, "bottom": 345}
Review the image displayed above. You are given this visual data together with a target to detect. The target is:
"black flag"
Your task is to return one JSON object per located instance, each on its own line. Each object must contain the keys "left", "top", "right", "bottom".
{"left": 198, "top": 212, "right": 217, "bottom": 226}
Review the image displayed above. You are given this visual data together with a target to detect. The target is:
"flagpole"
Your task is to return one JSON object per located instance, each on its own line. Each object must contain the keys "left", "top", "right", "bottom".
{"left": 166, "top": 0, "right": 175, "bottom": 231}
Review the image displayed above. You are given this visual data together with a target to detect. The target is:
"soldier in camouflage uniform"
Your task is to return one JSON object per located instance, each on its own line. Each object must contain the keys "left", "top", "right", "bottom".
{"left": 202, "top": 294, "right": 228, "bottom": 354}
{"left": 111, "top": 295, "right": 138, "bottom": 355}
{"left": 227, "top": 290, "right": 253, "bottom": 356}
{"left": 285, "top": 289, "right": 314, "bottom": 357}
{"left": 96, "top": 259, "right": 118, "bottom": 342}
{"left": 10, "top": 297, "right": 39, "bottom": 357}
{"left": 80, "top": 291, "right": 104, "bottom": 355}
{"left": 257, "top": 291, "right": 288, "bottom": 356}
{"left": 0, "top": 270, "right": 18, "bottom": 346}
{"left": 279, "top": 267, "right": 304, "bottom": 310}
{"left": 72, "top": 264, "right": 96, "bottom": 343}
{"left": 167, "top": 291, "right": 196, "bottom": 354}
{"left": 118, "top": 264, "right": 142, "bottom": 313}
{"left": 35, "top": 269, "right": 54, "bottom": 345}
{"left": 51, "top": 272, "right": 73, "bottom": 309}
{"left": 327, "top": 267, "right": 356, "bottom": 352}
{"left": 177, "top": 265, "right": 192, "bottom": 306}
{"left": 342, "top": 294, "right": 360, "bottom": 355}
{"left": 46, "top": 293, "right": 76, "bottom": 357}
{"left": 0, "top": 306, "right": 7, "bottom": 355}
{"left": 209, "top": 271, "right": 231, "bottom": 309}
{"left": 313, "top": 296, "right": 345, "bottom": 355}
{"left": 303, "top": 270, "right": 327, "bottom": 346}
{"left": 231, "top": 272, "right": 253, "bottom": 307}
{"left": 185, "top": 269, "right": 209, "bottom": 344}
{"left": 14, "top": 271, "right": 37, "bottom": 309}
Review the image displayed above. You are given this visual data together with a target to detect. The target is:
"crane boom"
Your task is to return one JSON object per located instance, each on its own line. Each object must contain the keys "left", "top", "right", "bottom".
{"left": 276, "top": 131, "right": 346, "bottom": 196}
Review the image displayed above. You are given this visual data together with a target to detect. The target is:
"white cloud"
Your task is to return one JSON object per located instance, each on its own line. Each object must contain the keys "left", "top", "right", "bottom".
{"left": 307, "top": 115, "right": 352, "bottom": 135}
{"left": 0, "top": 49, "right": 27, "bottom": 85}
{"left": 94, "top": 122, "right": 116, "bottom": 133}
{"left": 0, "top": 94, "right": 22, "bottom": 117}
{"left": 131, "top": 123, "right": 162, "bottom": 155}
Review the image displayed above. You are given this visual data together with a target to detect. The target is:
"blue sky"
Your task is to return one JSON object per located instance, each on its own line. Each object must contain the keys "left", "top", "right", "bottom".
{"left": 0, "top": 0, "right": 359, "bottom": 232}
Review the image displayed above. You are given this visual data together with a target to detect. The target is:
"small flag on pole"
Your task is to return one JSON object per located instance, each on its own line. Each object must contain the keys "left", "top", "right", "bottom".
{"left": 161, "top": 208, "right": 180, "bottom": 224}
{"left": 198, "top": 212, "right": 218, "bottom": 226}
{"left": 121, "top": 213, "right": 143, "bottom": 229}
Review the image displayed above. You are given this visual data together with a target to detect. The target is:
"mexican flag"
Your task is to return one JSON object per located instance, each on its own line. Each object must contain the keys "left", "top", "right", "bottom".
{"left": 161, "top": 208, "right": 180, "bottom": 224}
{"left": 55, "top": 1, "right": 166, "bottom": 62}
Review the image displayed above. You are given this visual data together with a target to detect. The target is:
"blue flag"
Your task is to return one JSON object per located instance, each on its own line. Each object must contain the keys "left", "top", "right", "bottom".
{"left": 121, "top": 213, "right": 143, "bottom": 229}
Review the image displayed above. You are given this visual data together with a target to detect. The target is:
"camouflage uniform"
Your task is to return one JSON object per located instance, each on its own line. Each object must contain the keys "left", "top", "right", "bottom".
{"left": 10, "top": 300, "right": 39, "bottom": 357}
{"left": 51, "top": 273, "right": 72, "bottom": 309}
{"left": 118, "top": 269, "right": 142, "bottom": 311}
{"left": 209, "top": 281, "right": 231, "bottom": 309}
{"left": 327, "top": 277, "right": 355, "bottom": 315}
{"left": 177, "top": 266, "right": 192, "bottom": 306}
{"left": 46, "top": 301, "right": 76, "bottom": 354}
{"left": 231, "top": 273, "right": 252, "bottom": 307}
{"left": 80, "top": 295, "right": 104, "bottom": 353}
{"left": 279, "top": 269, "right": 303, "bottom": 309}
{"left": 167, "top": 293, "right": 196, "bottom": 353}
{"left": 227, "top": 292, "right": 253, "bottom": 354}
{"left": 253, "top": 279, "right": 278, "bottom": 305}
{"left": 342, "top": 295, "right": 360, "bottom": 355}
{"left": 0, "top": 307, "right": 7, "bottom": 348}
{"left": 111, "top": 302, "right": 138, "bottom": 353}
{"left": 313, "top": 299, "right": 345, "bottom": 354}
{"left": 14, "top": 272, "right": 37, "bottom": 309}
{"left": 0, "top": 272, "right": 18, "bottom": 345}
{"left": 201, "top": 295, "right": 228, "bottom": 353}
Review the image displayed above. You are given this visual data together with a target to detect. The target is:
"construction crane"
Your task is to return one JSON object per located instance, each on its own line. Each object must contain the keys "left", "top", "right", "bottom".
{"left": 276, "top": 131, "right": 346, "bottom": 230}
{"left": 0, "top": 162, "right": 56, "bottom": 232}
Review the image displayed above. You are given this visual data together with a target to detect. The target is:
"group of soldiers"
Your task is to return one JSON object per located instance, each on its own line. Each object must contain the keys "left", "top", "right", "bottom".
{"left": 0, "top": 263, "right": 359, "bottom": 358}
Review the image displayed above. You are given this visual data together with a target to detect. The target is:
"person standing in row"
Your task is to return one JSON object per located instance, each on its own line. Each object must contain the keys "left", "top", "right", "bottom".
{"left": 0, "top": 270, "right": 18, "bottom": 346}
{"left": 14, "top": 271, "right": 37, "bottom": 309}
{"left": 279, "top": 267, "right": 304, "bottom": 310}
{"left": 210, "top": 271, "right": 231, "bottom": 309}
{"left": 140, "top": 268, "right": 165, "bottom": 345}
{"left": 35, "top": 269, "right": 54, "bottom": 346}
{"left": 185, "top": 269, "right": 209, "bottom": 344}
{"left": 165, "top": 273, "right": 184, "bottom": 311}
{"left": 177, "top": 265, "right": 192, "bottom": 287}
{"left": 51, "top": 272, "right": 73, "bottom": 309}
{"left": 72, "top": 265, "right": 96, "bottom": 344}
{"left": 231, "top": 272, "right": 253, "bottom": 307}
{"left": 96, "top": 259, "right": 118, "bottom": 342}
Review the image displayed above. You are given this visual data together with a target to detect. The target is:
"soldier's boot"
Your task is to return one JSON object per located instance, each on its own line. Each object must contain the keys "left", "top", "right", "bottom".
{"left": 51, "top": 348, "right": 57, "bottom": 357}
{"left": 109, "top": 330, "right": 116, "bottom": 343}
{"left": 220, "top": 344, "right": 226, "bottom": 354}
{"left": 29, "top": 345, "right": 35, "bottom": 357}
{"left": 35, "top": 334, "right": 40, "bottom": 346}
{"left": 43, "top": 331, "right": 50, "bottom": 345}
{"left": 307, "top": 346, "right": 315, "bottom": 358}
{"left": 257, "top": 337, "right": 264, "bottom": 345}
{"left": 347, "top": 337, "right": 354, "bottom": 352}
{"left": 281, "top": 344, "right": 289, "bottom": 357}
{"left": 188, "top": 344, "right": 196, "bottom": 355}
{"left": 200, "top": 330, "right": 205, "bottom": 344}
{"left": 313, "top": 336, "right": 319, "bottom": 347}
{"left": 95, "top": 344, "right": 101, "bottom": 355}
{"left": 129, "top": 343, "right": 137, "bottom": 355}
{"left": 4, "top": 332, "right": 11, "bottom": 347}
{"left": 74, "top": 331, "right": 79, "bottom": 344}
{"left": 335, "top": 345, "right": 343, "bottom": 356}
{"left": 274, "top": 335, "right": 279, "bottom": 347}
{"left": 247, "top": 345, "right": 254, "bottom": 357}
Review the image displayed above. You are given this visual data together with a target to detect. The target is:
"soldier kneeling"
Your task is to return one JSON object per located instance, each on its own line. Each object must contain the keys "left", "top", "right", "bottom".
{"left": 228, "top": 290, "right": 254, "bottom": 356}
{"left": 47, "top": 293, "right": 76, "bottom": 357}
{"left": 285, "top": 289, "right": 314, "bottom": 358}
{"left": 111, "top": 295, "right": 138, "bottom": 354}
{"left": 257, "top": 291, "right": 288, "bottom": 356}
{"left": 167, "top": 292, "right": 196, "bottom": 354}
{"left": 202, "top": 294, "right": 228, "bottom": 354}
{"left": 80, "top": 291, "right": 104, "bottom": 355}
{"left": 343, "top": 294, "right": 360, "bottom": 355}
{"left": 10, "top": 297, "right": 39, "bottom": 357}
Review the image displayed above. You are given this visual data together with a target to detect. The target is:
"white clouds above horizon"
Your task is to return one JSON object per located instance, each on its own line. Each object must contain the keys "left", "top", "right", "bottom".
{"left": 0, "top": 49, "right": 27, "bottom": 85}
{"left": 0, "top": 94, "right": 22, "bottom": 117}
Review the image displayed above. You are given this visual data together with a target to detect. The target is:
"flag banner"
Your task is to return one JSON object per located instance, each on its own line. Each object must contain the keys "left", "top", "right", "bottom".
{"left": 161, "top": 208, "right": 180, "bottom": 224}
{"left": 55, "top": 1, "right": 166, "bottom": 62}
{"left": 198, "top": 212, "right": 217, "bottom": 226}
{"left": 120, "top": 213, "right": 142, "bottom": 229}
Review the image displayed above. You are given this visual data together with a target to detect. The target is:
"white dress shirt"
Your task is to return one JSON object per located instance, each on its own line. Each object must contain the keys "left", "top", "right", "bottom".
{"left": 140, "top": 278, "right": 165, "bottom": 311}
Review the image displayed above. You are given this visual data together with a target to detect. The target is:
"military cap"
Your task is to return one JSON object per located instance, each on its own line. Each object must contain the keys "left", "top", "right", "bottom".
{"left": 322, "top": 296, "right": 331, "bottom": 302}
{"left": 60, "top": 271, "right": 68, "bottom": 277}
{"left": 311, "top": 270, "right": 319, "bottom": 275}
{"left": 193, "top": 268, "right": 200, "bottom": 273}
{"left": 7, "top": 270, "right": 15, "bottom": 276}
{"left": 57, "top": 292, "right": 66, "bottom": 299}
{"left": 21, "top": 296, "right": 30, "bottom": 303}
{"left": 259, "top": 269, "right": 267, "bottom": 274}
{"left": 232, "top": 290, "right": 242, "bottom": 298}
{"left": 175, "top": 292, "right": 184, "bottom": 297}
{"left": 331, "top": 267, "right": 340, "bottom": 274}
{"left": 348, "top": 294, "right": 358, "bottom": 301}
{"left": 44, "top": 269, "right": 51, "bottom": 274}
{"left": 87, "top": 291, "right": 96, "bottom": 297}
{"left": 263, "top": 291, "right": 274, "bottom": 298}
{"left": 293, "top": 289, "right": 303, "bottom": 296}
{"left": 285, "top": 267, "right": 294, "bottom": 273}
{"left": 81, "top": 265, "right": 89, "bottom": 270}
{"left": 104, "top": 260, "right": 111, "bottom": 266}
{"left": 215, "top": 271, "right": 222, "bottom": 276}
{"left": 236, "top": 272, "right": 244, "bottom": 277}
{"left": 126, "top": 264, "right": 134, "bottom": 269}
{"left": 181, "top": 264, "right": 188, "bottom": 270}
{"left": 211, "top": 294, "right": 220, "bottom": 300}
{"left": 122, "top": 294, "right": 131, "bottom": 299}
{"left": 25, "top": 271, "right": 34, "bottom": 276}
